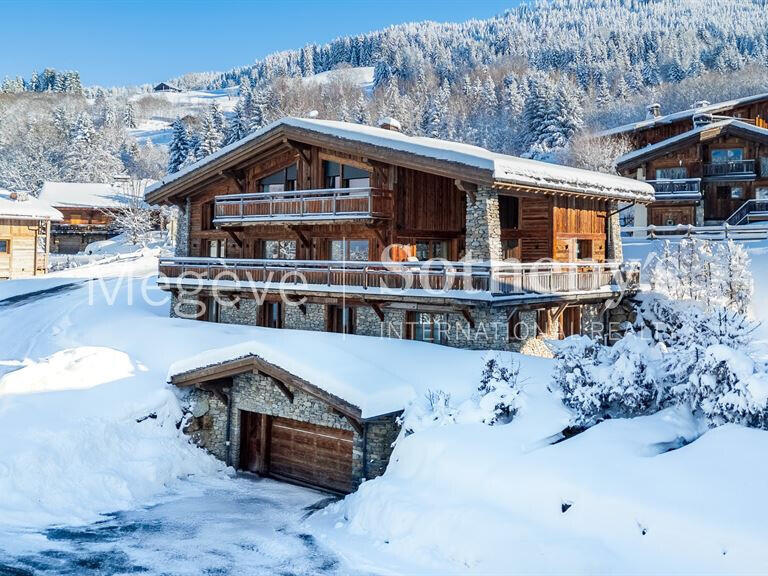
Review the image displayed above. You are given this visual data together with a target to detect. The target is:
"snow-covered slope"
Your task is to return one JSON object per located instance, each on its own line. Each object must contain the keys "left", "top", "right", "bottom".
{"left": 301, "top": 66, "right": 374, "bottom": 89}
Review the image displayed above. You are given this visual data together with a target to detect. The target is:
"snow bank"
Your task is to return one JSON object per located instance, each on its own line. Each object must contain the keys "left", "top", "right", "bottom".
{"left": 312, "top": 404, "right": 768, "bottom": 574}
{"left": 0, "top": 347, "right": 224, "bottom": 529}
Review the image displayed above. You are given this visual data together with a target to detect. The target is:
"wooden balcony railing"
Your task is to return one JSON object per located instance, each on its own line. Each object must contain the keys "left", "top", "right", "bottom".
{"left": 158, "top": 257, "right": 639, "bottom": 298}
{"left": 646, "top": 178, "right": 701, "bottom": 197}
{"left": 213, "top": 188, "right": 393, "bottom": 225}
{"left": 703, "top": 160, "right": 755, "bottom": 178}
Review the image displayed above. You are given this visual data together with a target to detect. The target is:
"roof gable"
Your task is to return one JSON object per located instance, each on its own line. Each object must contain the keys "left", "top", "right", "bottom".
{"left": 145, "top": 117, "right": 654, "bottom": 205}
{"left": 616, "top": 120, "right": 768, "bottom": 170}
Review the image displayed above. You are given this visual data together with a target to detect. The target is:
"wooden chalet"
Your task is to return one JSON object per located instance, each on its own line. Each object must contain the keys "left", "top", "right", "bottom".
{"left": 598, "top": 93, "right": 768, "bottom": 228}
{"left": 146, "top": 117, "right": 652, "bottom": 352}
{"left": 39, "top": 181, "right": 145, "bottom": 254}
{"left": 0, "top": 190, "right": 61, "bottom": 279}
{"left": 153, "top": 82, "right": 181, "bottom": 93}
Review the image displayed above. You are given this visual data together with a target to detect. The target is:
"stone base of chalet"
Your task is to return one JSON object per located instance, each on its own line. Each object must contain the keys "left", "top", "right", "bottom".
{"left": 183, "top": 371, "right": 400, "bottom": 493}
{"left": 171, "top": 293, "right": 635, "bottom": 358}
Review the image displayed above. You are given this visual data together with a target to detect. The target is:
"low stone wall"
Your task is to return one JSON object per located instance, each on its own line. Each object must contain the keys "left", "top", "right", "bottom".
{"left": 284, "top": 302, "right": 325, "bottom": 331}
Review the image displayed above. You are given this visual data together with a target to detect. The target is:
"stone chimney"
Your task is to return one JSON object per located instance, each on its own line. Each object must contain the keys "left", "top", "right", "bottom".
{"left": 692, "top": 112, "right": 713, "bottom": 128}
{"left": 645, "top": 103, "right": 662, "bottom": 119}
{"left": 378, "top": 116, "right": 402, "bottom": 132}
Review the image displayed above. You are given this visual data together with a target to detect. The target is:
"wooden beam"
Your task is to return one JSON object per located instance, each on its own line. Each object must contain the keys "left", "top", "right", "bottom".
{"left": 256, "top": 369, "right": 294, "bottom": 403}
{"left": 369, "top": 302, "right": 385, "bottom": 321}
{"left": 551, "top": 302, "right": 569, "bottom": 323}
{"left": 298, "top": 303, "right": 307, "bottom": 316}
{"left": 505, "top": 306, "right": 518, "bottom": 321}
{"left": 366, "top": 223, "right": 387, "bottom": 247}
{"left": 285, "top": 138, "right": 312, "bottom": 165}
{"left": 225, "top": 228, "right": 243, "bottom": 248}
{"left": 332, "top": 408, "right": 364, "bottom": 435}
{"left": 221, "top": 168, "right": 246, "bottom": 193}
{"left": 455, "top": 179, "right": 477, "bottom": 203}
{"left": 461, "top": 308, "right": 475, "bottom": 329}
{"left": 288, "top": 226, "right": 311, "bottom": 248}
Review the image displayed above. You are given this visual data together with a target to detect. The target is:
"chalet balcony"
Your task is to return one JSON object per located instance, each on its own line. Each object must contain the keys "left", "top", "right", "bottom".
{"left": 646, "top": 178, "right": 701, "bottom": 200}
{"left": 213, "top": 188, "right": 394, "bottom": 226}
{"left": 158, "top": 257, "right": 640, "bottom": 301}
{"left": 702, "top": 160, "right": 756, "bottom": 179}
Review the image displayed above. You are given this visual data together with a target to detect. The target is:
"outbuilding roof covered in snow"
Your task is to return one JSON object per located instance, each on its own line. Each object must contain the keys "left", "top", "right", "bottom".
{"left": 595, "top": 92, "right": 768, "bottom": 138}
{"left": 39, "top": 182, "right": 143, "bottom": 209}
{"left": 615, "top": 119, "right": 768, "bottom": 170}
{"left": 146, "top": 117, "right": 654, "bottom": 205}
{"left": 0, "top": 190, "right": 62, "bottom": 221}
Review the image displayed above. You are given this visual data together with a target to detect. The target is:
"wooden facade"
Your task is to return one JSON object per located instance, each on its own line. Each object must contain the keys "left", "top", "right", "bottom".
{"left": 50, "top": 207, "right": 117, "bottom": 254}
{"left": 0, "top": 218, "right": 51, "bottom": 279}
{"left": 616, "top": 119, "right": 768, "bottom": 224}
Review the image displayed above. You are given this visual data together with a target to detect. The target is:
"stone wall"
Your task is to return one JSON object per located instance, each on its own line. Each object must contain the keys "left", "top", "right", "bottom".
{"left": 607, "top": 203, "right": 623, "bottom": 262}
{"left": 363, "top": 414, "right": 401, "bottom": 479}
{"left": 174, "top": 197, "right": 190, "bottom": 257}
{"left": 355, "top": 306, "right": 406, "bottom": 338}
{"left": 284, "top": 302, "right": 325, "bottom": 331}
{"left": 184, "top": 387, "right": 229, "bottom": 461}
{"left": 219, "top": 299, "right": 260, "bottom": 325}
{"left": 465, "top": 186, "right": 502, "bottom": 261}
{"left": 170, "top": 292, "right": 200, "bottom": 319}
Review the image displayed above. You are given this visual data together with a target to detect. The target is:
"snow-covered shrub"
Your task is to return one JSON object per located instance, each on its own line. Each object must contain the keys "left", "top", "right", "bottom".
{"left": 648, "top": 238, "right": 753, "bottom": 313}
{"left": 477, "top": 353, "right": 520, "bottom": 425}
{"left": 554, "top": 334, "right": 663, "bottom": 427}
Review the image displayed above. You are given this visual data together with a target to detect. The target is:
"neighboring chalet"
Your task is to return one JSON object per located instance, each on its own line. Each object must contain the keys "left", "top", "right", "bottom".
{"left": 145, "top": 117, "right": 652, "bottom": 492}
{"left": 597, "top": 93, "right": 768, "bottom": 227}
{"left": 39, "top": 182, "right": 133, "bottom": 253}
{"left": 0, "top": 190, "right": 62, "bottom": 279}
{"left": 153, "top": 82, "right": 181, "bottom": 93}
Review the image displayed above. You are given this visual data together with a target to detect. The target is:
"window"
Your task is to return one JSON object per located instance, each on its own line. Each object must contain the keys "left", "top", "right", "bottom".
{"left": 201, "top": 200, "right": 215, "bottom": 231}
{"left": 731, "top": 186, "right": 745, "bottom": 200}
{"left": 327, "top": 305, "right": 356, "bottom": 335}
{"left": 204, "top": 297, "right": 220, "bottom": 323}
{"left": 322, "top": 160, "right": 370, "bottom": 189}
{"left": 655, "top": 167, "right": 688, "bottom": 179}
{"left": 263, "top": 240, "right": 296, "bottom": 259}
{"left": 259, "top": 165, "right": 297, "bottom": 192}
{"left": 330, "top": 239, "right": 369, "bottom": 261}
{"left": 559, "top": 307, "right": 582, "bottom": 339}
{"left": 575, "top": 239, "right": 593, "bottom": 260}
{"left": 501, "top": 239, "right": 520, "bottom": 260}
{"left": 0, "top": 239, "right": 8, "bottom": 254}
{"left": 209, "top": 239, "right": 226, "bottom": 258}
{"left": 499, "top": 196, "right": 519, "bottom": 228}
{"left": 716, "top": 186, "right": 744, "bottom": 200}
{"left": 711, "top": 148, "right": 743, "bottom": 163}
{"left": 757, "top": 187, "right": 768, "bottom": 200}
{"left": 761, "top": 157, "right": 768, "bottom": 178}
{"left": 260, "top": 302, "right": 283, "bottom": 328}
{"left": 407, "top": 312, "right": 446, "bottom": 344}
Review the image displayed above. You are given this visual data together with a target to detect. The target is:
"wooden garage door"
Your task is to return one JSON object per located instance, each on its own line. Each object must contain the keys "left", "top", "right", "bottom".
{"left": 269, "top": 416, "right": 355, "bottom": 493}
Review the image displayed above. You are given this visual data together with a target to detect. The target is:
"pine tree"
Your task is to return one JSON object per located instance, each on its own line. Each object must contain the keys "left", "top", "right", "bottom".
{"left": 123, "top": 102, "right": 137, "bottom": 129}
{"left": 226, "top": 102, "right": 250, "bottom": 144}
{"left": 354, "top": 93, "right": 370, "bottom": 124}
{"left": 167, "top": 118, "right": 191, "bottom": 174}
{"left": 197, "top": 110, "right": 222, "bottom": 158}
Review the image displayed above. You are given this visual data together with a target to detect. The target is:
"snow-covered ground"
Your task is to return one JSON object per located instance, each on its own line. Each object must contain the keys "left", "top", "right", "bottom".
{"left": 1, "top": 238, "right": 767, "bottom": 574}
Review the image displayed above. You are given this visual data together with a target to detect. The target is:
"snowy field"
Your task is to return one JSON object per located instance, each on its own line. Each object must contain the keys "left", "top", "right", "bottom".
{"left": 0, "top": 239, "right": 767, "bottom": 574}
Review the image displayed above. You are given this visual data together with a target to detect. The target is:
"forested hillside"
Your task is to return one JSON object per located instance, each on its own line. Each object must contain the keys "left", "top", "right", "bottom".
{"left": 3, "top": 0, "right": 768, "bottom": 192}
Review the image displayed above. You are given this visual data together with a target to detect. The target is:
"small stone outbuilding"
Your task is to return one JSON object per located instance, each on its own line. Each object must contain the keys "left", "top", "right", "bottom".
{"left": 172, "top": 354, "right": 400, "bottom": 494}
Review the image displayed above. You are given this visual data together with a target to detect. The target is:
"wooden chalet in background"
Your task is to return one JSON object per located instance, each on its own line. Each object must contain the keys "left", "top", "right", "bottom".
{"left": 146, "top": 117, "right": 653, "bottom": 352}
{"left": 597, "top": 93, "right": 768, "bottom": 228}
{"left": 0, "top": 190, "right": 61, "bottom": 279}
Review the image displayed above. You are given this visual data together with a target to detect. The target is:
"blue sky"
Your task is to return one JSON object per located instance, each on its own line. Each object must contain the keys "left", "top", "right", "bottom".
{"left": 1, "top": 1, "right": 518, "bottom": 87}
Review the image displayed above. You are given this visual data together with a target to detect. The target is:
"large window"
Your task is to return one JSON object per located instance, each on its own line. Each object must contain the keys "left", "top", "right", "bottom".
{"left": 327, "top": 305, "right": 355, "bottom": 335}
{"left": 655, "top": 167, "right": 688, "bottom": 179}
{"left": 260, "top": 302, "right": 283, "bottom": 328}
{"left": 322, "top": 161, "right": 370, "bottom": 189}
{"left": 330, "top": 239, "right": 369, "bottom": 261}
{"left": 711, "top": 148, "right": 743, "bottom": 163}
{"left": 263, "top": 240, "right": 296, "bottom": 259}
{"left": 407, "top": 312, "right": 446, "bottom": 344}
{"left": 716, "top": 186, "right": 744, "bottom": 200}
{"left": 259, "top": 165, "right": 297, "bottom": 192}
{"left": 499, "top": 196, "right": 519, "bottom": 228}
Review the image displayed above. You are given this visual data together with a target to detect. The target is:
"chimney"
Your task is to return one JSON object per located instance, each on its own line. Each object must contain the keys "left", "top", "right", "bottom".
{"left": 645, "top": 103, "right": 662, "bottom": 119}
{"left": 378, "top": 116, "right": 402, "bottom": 132}
{"left": 692, "top": 113, "right": 713, "bottom": 128}
{"left": 9, "top": 191, "right": 17, "bottom": 200}
{"left": 693, "top": 100, "right": 711, "bottom": 109}
{"left": 307, "top": 110, "right": 319, "bottom": 118}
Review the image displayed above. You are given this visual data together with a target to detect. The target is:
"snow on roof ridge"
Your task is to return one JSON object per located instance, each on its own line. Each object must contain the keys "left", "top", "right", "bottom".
{"left": 595, "top": 91, "right": 768, "bottom": 138}
{"left": 615, "top": 118, "right": 768, "bottom": 167}
{"left": 40, "top": 181, "right": 140, "bottom": 209}
{"left": 147, "top": 116, "right": 653, "bottom": 202}
{"left": 0, "top": 189, "right": 63, "bottom": 220}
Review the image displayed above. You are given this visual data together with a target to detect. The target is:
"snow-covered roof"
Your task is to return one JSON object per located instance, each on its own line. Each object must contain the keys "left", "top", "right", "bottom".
{"left": 146, "top": 117, "right": 654, "bottom": 204}
{"left": 0, "top": 190, "right": 62, "bottom": 221}
{"left": 596, "top": 92, "right": 768, "bottom": 138}
{"left": 39, "top": 182, "right": 145, "bottom": 209}
{"left": 168, "top": 338, "right": 497, "bottom": 419}
{"left": 615, "top": 119, "right": 768, "bottom": 168}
